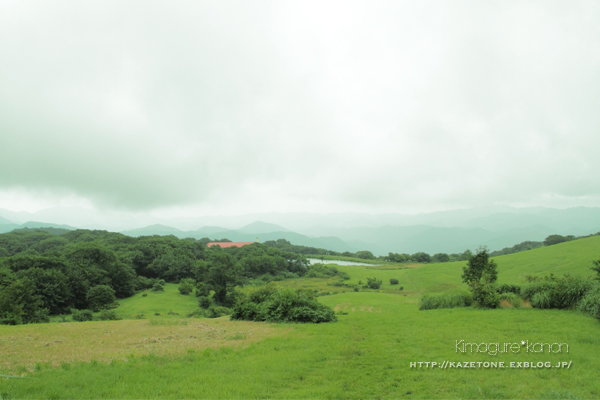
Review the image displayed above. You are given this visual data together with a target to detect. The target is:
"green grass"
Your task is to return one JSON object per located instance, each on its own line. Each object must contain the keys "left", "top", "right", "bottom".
{"left": 116, "top": 283, "right": 200, "bottom": 318}
{"left": 2, "top": 292, "right": 599, "bottom": 398}
{"left": 2, "top": 237, "right": 600, "bottom": 398}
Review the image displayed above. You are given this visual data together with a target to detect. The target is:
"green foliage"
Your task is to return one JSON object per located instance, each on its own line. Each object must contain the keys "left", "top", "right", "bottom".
{"left": 411, "top": 252, "right": 431, "bottom": 263}
{"left": 86, "top": 285, "right": 116, "bottom": 312}
{"left": 592, "top": 259, "right": 600, "bottom": 279}
{"left": 71, "top": 309, "right": 93, "bottom": 322}
{"left": 204, "top": 252, "right": 243, "bottom": 306}
{"left": 178, "top": 278, "right": 195, "bottom": 295}
{"left": 522, "top": 275, "right": 595, "bottom": 309}
{"left": 577, "top": 284, "right": 600, "bottom": 320}
{"left": 462, "top": 247, "right": 498, "bottom": 285}
{"left": 197, "top": 296, "right": 212, "bottom": 309}
{"left": 355, "top": 250, "right": 375, "bottom": 260}
{"left": 98, "top": 310, "right": 122, "bottom": 321}
{"left": 495, "top": 283, "right": 521, "bottom": 295}
{"left": 499, "top": 292, "right": 522, "bottom": 308}
{"left": 544, "top": 234, "right": 574, "bottom": 246}
{"left": 389, "top": 278, "right": 399, "bottom": 285}
{"left": 231, "top": 284, "right": 337, "bottom": 323}
{"left": 305, "top": 264, "right": 339, "bottom": 278}
{"left": 384, "top": 252, "right": 410, "bottom": 262}
{"left": 469, "top": 280, "right": 500, "bottom": 308}
{"left": 432, "top": 253, "right": 450, "bottom": 263}
{"left": 365, "top": 277, "right": 382, "bottom": 289}
{"left": 204, "top": 306, "right": 230, "bottom": 318}
{"left": 419, "top": 290, "right": 473, "bottom": 310}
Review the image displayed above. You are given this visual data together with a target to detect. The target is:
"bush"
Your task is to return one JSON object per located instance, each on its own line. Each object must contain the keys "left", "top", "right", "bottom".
{"left": 522, "top": 276, "right": 595, "bottom": 309}
{"left": 420, "top": 290, "right": 473, "bottom": 310}
{"left": 195, "top": 282, "right": 211, "bottom": 297}
{"left": 204, "top": 306, "right": 230, "bottom": 318}
{"left": 578, "top": 283, "right": 600, "bottom": 320}
{"left": 366, "top": 277, "right": 382, "bottom": 289}
{"left": 151, "top": 282, "right": 164, "bottom": 292}
{"left": 86, "top": 285, "right": 116, "bottom": 312}
{"left": 98, "top": 310, "right": 122, "bottom": 321}
{"left": 399, "top": 286, "right": 404, "bottom": 291}
{"left": 71, "top": 309, "right": 93, "bottom": 322}
{"left": 390, "top": 278, "right": 399, "bottom": 285}
{"left": 231, "top": 284, "right": 337, "bottom": 323}
{"left": 198, "top": 296, "right": 211, "bottom": 309}
{"left": 178, "top": 278, "right": 195, "bottom": 295}
{"left": 531, "top": 291, "right": 552, "bottom": 309}
{"left": 495, "top": 283, "right": 521, "bottom": 295}
{"left": 499, "top": 292, "right": 522, "bottom": 308}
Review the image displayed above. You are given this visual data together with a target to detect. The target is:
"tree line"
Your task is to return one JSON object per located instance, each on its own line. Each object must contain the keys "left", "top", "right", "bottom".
{"left": 0, "top": 229, "right": 310, "bottom": 325}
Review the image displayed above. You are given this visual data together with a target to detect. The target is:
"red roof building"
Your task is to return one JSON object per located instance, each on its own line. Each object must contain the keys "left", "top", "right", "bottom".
{"left": 206, "top": 242, "right": 255, "bottom": 248}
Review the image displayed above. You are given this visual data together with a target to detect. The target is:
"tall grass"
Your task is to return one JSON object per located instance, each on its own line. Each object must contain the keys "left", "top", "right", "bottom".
{"left": 419, "top": 290, "right": 473, "bottom": 310}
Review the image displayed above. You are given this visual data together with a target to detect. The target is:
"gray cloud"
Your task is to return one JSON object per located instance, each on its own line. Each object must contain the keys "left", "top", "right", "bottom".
{"left": 1, "top": 0, "right": 599, "bottom": 214}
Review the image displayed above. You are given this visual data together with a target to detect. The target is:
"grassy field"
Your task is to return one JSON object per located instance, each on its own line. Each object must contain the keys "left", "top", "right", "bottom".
{"left": 1, "top": 237, "right": 600, "bottom": 399}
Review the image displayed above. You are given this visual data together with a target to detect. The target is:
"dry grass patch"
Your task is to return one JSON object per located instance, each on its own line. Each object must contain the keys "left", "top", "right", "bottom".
{"left": 0, "top": 318, "right": 288, "bottom": 374}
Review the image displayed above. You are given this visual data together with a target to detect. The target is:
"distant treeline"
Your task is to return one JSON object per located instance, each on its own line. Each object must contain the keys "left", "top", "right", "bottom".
{"left": 265, "top": 233, "right": 600, "bottom": 265}
{"left": 0, "top": 229, "right": 310, "bottom": 325}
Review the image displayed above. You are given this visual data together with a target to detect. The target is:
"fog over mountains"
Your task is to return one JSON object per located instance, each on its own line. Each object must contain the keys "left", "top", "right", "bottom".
{"left": 1, "top": 206, "right": 599, "bottom": 256}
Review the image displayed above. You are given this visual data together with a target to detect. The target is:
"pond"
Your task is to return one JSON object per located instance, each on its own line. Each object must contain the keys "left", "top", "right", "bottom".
{"left": 306, "top": 258, "right": 380, "bottom": 267}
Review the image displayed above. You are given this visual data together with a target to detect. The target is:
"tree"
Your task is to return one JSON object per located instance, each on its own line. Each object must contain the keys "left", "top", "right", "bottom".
{"left": 86, "top": 285, "right": 116, "bottom": 312}
{"left": 432, "top": 253, "right": 450, "bottom": 263}
{"left": 461, "top": 247, "right": 497, "bottom": 285}
{"left": 462, "top": 247, "right": 499, "bottom": 308}
{"left": 355, "top": 251, "right": 375, "bottom": 260}
{"left": 544, "top": 235, "right": 568, "bottom": 246}
{"left": 411, "top": 252, "right": 431, "bottom": 263}
{"left": 205, "top": 252, "right": 244, "bottom": 305}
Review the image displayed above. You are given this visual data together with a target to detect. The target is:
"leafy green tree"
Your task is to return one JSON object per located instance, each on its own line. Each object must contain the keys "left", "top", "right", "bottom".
{"left": 355, "top": 250, "right": 375, "bottom": 260}
{"left": 0, "top": 278, "right": 44, "bottom": 324}
{"left": 544, "top": 234, "right": 568, "bottom": 246}
{"left": 462, "top": 247, "right": 499, "bottom": 308}
{"left": 462, "top": 247, "right": 497, "bottom": 285}
{"left": 205, "top": 252, "right": 243, "bottom": 305}
{"left": 411, "top": 252, "right": 431, "bottom": 263}
{"left": 86, "top": 285, "right": 116, "bottom": 312}
{"left": 432, "top": 253, "right": 450, "bottom": 263}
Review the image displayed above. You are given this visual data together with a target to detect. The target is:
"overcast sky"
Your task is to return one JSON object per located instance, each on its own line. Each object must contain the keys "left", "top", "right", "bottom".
{"left": 1, "top": 0, "right": 600, "bottom": 218}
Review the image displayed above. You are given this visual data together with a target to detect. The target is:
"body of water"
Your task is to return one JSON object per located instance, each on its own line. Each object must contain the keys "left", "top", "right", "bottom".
{"left": 307, "top": 258, "right": 380, "bottom": 267}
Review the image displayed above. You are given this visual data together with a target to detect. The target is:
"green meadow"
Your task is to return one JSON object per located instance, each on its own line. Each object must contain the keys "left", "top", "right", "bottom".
{"left": 2, "top": 236, "right": 600, "bottom": 399}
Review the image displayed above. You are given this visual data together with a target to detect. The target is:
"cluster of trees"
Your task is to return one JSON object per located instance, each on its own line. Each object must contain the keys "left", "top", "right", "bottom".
{"left": 0, "top": 229, "right": 310, "bottom": 325}
{"left": 384, "top": 251, "right": 470, "bottom": 264}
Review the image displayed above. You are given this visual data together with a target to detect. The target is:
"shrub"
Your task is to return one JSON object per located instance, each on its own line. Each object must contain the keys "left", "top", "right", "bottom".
{"left": 522, "top": 276, "right": 594, "bottom": 309}
{"left": 98, "top": 310, "right": 122, "bottom": 321}
{"left": 86, "top": 285, "right": 116, "bottom": 312}
{"left": 366, "top": 277, "right": 382, "bottom": 289}
{"left": 499, "top": 292, "right": 522, "bottom": 308}
{"left": 389, "top": 279, "right": 399, "bottom": 285}
{"left": 151, "top": 282, "right": 164, "bottom": 292}
{"left": 578, "top": 284, "right": 600, "bottom": 320}
{"left": 71, "top": 309, "right": 93, "bottom": 322}
{"left": 495, "top": 283, "right": 521, "bottom": 295}
{"left": 198, "top": 296, "right": 212, "bottom": 309}
{"left": 419, "top": 290, "right": 473, "bottom": 310}
{"left": 231, "top": 285, "right": 336, "bottom": 323}
{"left": 399, "top": 286, "right": 404, "bottom": 291}
{"left": 178, "top": 278, "right": 195, "bottom": 295}
{"left": 531, "top": 291, "right": 552, "bottom": 309}
{"left": 195, "top": 282, "right": 211, "bottom": 297}
{"left": 204, "top": 306, "right": 230, "bottom": 318}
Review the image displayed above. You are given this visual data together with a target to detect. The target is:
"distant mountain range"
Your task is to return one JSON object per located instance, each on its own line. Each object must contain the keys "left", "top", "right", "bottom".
{"left": 1, "top": 206, "right": 600, "bottom": 256}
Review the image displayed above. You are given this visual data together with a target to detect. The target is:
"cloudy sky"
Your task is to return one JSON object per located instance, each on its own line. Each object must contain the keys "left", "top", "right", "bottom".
{"left": 1, "top": 0, "right": 600, "bottom": 218}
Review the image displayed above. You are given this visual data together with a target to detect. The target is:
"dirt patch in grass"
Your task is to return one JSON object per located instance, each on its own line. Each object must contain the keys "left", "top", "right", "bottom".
{"left": 0, "top": 318, "right": 288, "bottom": 374}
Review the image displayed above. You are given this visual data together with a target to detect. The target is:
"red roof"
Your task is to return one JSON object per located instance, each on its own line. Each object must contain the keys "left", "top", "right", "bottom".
{"left": 206, "top": 242, "right": 255, "bottom": 248}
